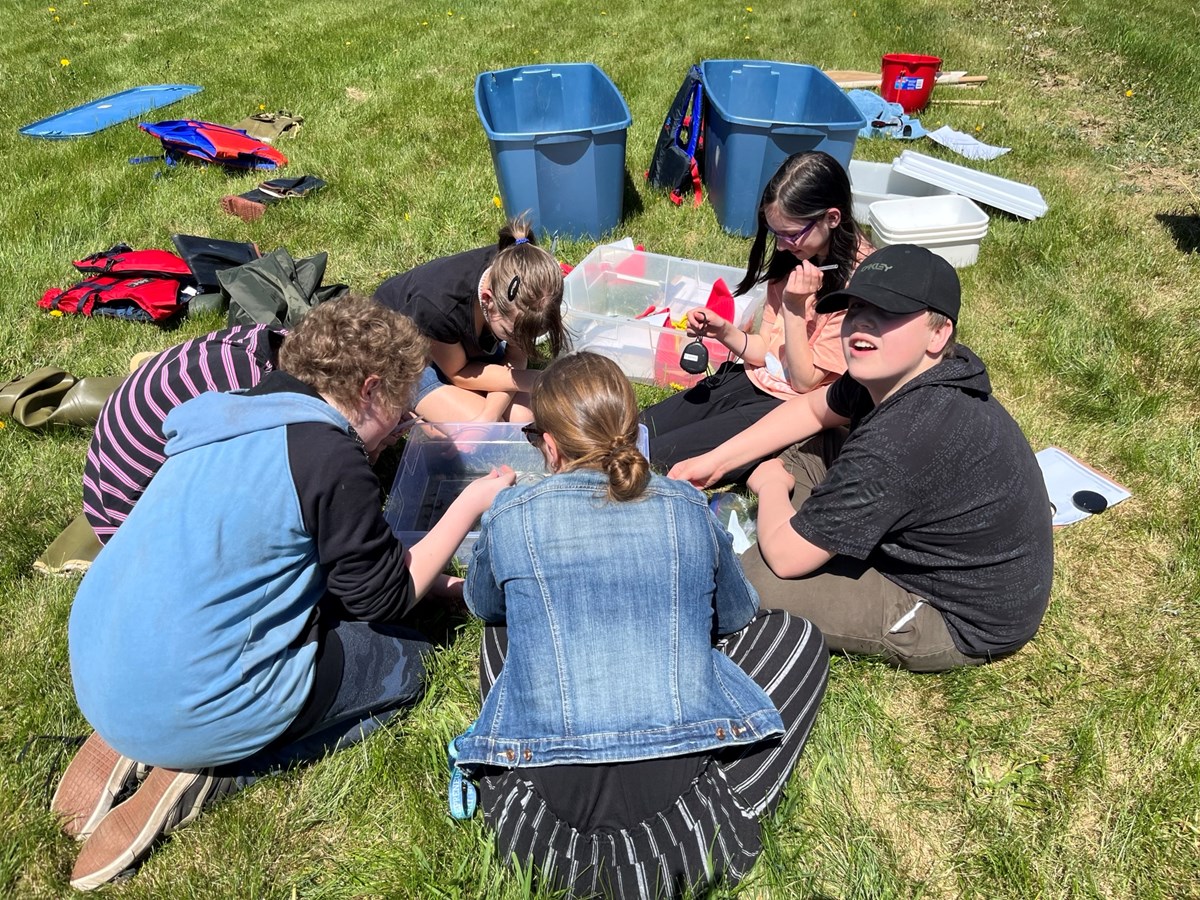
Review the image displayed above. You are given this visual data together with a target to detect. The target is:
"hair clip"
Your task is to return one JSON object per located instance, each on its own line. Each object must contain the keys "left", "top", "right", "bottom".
{"left": 506, "top": 274, "right": 521, "bottom": 303}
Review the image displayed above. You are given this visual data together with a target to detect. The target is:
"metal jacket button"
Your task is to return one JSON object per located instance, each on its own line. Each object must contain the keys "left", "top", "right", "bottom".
{"left": 522, "top": 749, "right": 533, "bottom": 761}
{"left": 505, "top": 749, "right": 516, "bottom": 762}
{"left": 715, "top": 726, "right": 727, "bottom": 740}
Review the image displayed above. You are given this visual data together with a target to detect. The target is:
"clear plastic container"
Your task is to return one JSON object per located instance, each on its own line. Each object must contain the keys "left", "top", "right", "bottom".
{"left": 708, "top": 491, "right": 757, "bottom": 552}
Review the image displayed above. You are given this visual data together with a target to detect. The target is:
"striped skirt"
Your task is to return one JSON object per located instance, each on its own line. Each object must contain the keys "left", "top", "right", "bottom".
{"left": 478, "top": 609, "right": 829, "bottom": 899}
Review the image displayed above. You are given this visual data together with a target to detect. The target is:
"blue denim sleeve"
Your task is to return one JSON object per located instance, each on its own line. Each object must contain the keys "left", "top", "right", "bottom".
{"left": 711, "top": 518, "right": 760, "bottom": 636}
{"left": 464, "top": 522, "right": 507, "bottom": 623}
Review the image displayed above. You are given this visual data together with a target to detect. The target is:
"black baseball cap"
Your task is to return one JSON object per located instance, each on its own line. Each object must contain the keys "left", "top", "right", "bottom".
{"left": 815, "top": 244, "right": 961, "bottom": 322}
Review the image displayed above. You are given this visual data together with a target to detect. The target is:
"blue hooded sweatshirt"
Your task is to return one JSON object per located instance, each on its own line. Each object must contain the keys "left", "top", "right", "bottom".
{"left": 70, "top": 387, "right": 366, "bottom": 768}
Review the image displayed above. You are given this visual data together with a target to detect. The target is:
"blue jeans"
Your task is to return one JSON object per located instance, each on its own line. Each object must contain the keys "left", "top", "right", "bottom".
{"left": 229, "top": 619, "right": 432, "bottom": 779}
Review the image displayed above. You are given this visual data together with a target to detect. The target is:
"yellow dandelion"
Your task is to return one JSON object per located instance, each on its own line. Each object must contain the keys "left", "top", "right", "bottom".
{"left": 745, "top": 5, "right": 753, "bottom": 11}
{"left": 492, "top": 195, "right": 502, "bottom": 208}
{"left": 852, "top": 10, "right": 857, "bottom": 16}
{"left": 421, "top": 20, "right": 428, "bottom": 25}
{"left": 60, "top": 58, "right": 69, "bottom": 66}
{"left": 50, "top": 309, "right": 64, "bottom": 317}
{"left": 447, "top": 9, "right": 454, "bottom": 15}
{"left": 0, "top": 420, "right": 6, "bottom": 429}
{"left": 49, "top": 6, "right": 56, "bottom": 11}
{"left": 601, "top": 9, "right": 607, "bottom": 14}
{"left": 404, "top": 212, "right": 411, "bottom": 221}
{"left": 54, "top": 14, "right": 60, "bottom": 20}
{"left": 258, "top": 103, "right": 266, "bottom": 110}
{"left": 345, "top": 40, "right": 351, "bottom": 45}
{"left": 975, "top": 124, "right": 983, "bottom": 132}
{"left": 668, "top": 382, "right": 686, "bottom": 391}
{"left": 1125, "top": 89, "right": 1133, "bottom": 98}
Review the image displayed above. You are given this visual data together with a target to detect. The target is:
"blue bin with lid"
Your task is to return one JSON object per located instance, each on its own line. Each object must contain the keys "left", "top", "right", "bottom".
{"left": 475, "top": 64, "right": 632, "bottom": 240}
{"left": 700, "top": 60, "right": 867, "bottom": 236}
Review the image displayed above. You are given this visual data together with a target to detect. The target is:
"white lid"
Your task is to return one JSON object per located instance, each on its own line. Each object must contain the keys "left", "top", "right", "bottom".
{"left": 891, "top": 150, "right": 1049, "bottom": 220}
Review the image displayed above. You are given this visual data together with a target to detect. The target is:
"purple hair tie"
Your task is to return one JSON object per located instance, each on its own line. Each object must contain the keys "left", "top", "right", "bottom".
{"left": 514, "top": 237, "right": 530, "bottom": 244}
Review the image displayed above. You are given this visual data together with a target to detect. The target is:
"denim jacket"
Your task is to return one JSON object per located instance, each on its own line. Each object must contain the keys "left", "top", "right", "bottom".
{"left": 458, "top": 470, "right": 784, "bottom": 769}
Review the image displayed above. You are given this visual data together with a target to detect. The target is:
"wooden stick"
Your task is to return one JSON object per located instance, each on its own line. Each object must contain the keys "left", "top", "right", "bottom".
{"left": 929, "top": 98, "right": 1000, "bottom": 107}
{"left": 830, "top": 74, "right": 989, "bottom": 89}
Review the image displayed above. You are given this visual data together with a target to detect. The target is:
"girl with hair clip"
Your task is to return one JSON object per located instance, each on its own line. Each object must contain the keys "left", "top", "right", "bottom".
{"left": 641, "top": 150, "right": 874, "bottom": 483}
{"left": 456, "top": 352, "right": 829, "bottom": 900}
{"left": 373, "top": 215, "right": 567, "bottom": 424}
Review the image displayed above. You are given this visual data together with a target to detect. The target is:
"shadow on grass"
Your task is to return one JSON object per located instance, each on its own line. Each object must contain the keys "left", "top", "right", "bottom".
{"left": 1155, "top": 212, "right": 1200, "bottom": 254}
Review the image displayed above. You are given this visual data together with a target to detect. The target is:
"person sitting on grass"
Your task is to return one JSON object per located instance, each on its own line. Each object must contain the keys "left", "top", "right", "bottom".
{"left": 55, "top": 295, "right": 516, "bottom": 891}
{"left": 670, "top": 245, "right": 1054, "bottom": 673}
{"left": 373, "top": 215, "right": 567, "bottom": 424}
{"left": 455, "top": 351, "right": 829, "bottom": 899}
{"left": 84, "top": 323, "right": 285, "bottom": 544}
{"left": 640, "top": 150, "right": 874, "bottom": 482}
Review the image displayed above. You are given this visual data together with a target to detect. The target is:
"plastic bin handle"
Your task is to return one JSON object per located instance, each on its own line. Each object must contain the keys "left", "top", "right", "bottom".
{"left": 769, "top": 124, "right": 829, "bottom": 137}
{"left": 533, "top": 132, "right": 590, "bottom": 146}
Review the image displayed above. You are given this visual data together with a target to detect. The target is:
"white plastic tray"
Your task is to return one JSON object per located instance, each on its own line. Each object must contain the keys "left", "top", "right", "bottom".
{"left": 848, "top": 160, "right": 951, "bottom": 225}
{"left": 1035, "top": 447, "right": 1130, "bottom": 526}
{"left": 869, "top": 194, "right": 989, "bottom": 234}
{"left": 892, "top": 150, "right": 1048, "bottom": 220}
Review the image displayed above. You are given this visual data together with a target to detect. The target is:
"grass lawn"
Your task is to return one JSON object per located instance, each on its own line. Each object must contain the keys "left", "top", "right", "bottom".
{"left": 2, "top": 0, "right": 1198, "bottom": 897}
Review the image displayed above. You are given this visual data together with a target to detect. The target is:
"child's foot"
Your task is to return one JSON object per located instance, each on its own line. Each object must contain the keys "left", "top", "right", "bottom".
{"left": 70, "top": 767, "right": 233, "bottom": 891}
{"left": 50, "top": 732, "right": 139, "bottom": 841}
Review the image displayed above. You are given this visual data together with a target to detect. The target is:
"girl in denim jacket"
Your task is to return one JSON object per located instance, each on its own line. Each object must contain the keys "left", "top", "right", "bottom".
{"left": 459, "top": 352, "right": 829, "bottom": 899}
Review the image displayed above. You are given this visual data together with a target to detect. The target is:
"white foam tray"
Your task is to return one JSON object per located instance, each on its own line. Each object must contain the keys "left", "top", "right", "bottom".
{"left": 892, "top": 150, "right": 1048, "bottom": 220}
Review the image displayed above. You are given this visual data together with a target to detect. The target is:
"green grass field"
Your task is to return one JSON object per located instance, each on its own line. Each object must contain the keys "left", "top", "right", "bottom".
{"left": 2, "top": 0, "right": 1198, "bottom": 897}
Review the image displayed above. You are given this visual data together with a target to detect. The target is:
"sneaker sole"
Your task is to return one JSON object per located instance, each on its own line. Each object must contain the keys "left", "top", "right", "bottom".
{"left": 69, "top": 768, "right": 211, "bottom": 891}
{"left": 50, "top": 734, "right": 137, "bottom": 841}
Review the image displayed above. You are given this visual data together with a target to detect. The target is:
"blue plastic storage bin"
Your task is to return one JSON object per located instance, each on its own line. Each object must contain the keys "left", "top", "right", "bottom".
{"left": 700, "top": 60, "right": 867, "bottom": 236}
{"left": 475, "top": 64, "right": 632, "bottom": 240}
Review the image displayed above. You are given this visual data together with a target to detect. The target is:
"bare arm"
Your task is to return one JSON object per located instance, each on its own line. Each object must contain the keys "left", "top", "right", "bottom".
{"left": 403, "top": 466, "right": 515, "bottom": 594}
{"left": 746, "top": 459, "right": 834, "bottom": 577}
{"left": 668, "top": 385, "right": 848, "bottom": 488}
{"left": 686, "top": 309, "right": 770, "bottom": 366}
{"left": 428, "top": 341, "right": 539, "bottom": 394}
{"left": 779, "top": 265, "right": 834, "bottom": 393}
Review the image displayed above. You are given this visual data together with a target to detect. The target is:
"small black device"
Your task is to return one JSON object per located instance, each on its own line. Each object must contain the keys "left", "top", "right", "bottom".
{"left": 1072, "top": 490, "right": 1108, "bottom": 515}
{"left": 679, "top": 338, "right": 709, "bottom": 375}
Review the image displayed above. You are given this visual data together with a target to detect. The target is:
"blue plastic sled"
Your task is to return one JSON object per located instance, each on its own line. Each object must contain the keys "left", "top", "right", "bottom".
{"left": 20, "top": 84, "right": 202, "bottom": 139}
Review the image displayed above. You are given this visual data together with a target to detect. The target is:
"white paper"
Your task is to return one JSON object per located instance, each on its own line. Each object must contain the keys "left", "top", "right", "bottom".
{"left": 927, "top": 126, "right": 1010, "bottom": 161}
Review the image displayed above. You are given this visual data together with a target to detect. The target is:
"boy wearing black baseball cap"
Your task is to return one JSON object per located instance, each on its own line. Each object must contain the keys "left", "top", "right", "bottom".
{"left": 671, "top": 245, "right": 1052, "bottom": 671}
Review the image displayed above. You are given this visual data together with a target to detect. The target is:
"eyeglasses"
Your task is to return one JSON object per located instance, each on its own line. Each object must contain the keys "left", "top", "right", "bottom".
{"left": 520, "top": 423, "right": 544, "bottom": 445}
{"left": 766, "top": 217, "right": 819, "bottom": 245}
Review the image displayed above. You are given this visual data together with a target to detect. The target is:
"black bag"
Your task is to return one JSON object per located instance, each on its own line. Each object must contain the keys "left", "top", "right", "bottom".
{"left": 171, "top": 234, "right": 261, "bottom": 292}
{"left": 646, "top": 65, "right": 705, "bottom": 208}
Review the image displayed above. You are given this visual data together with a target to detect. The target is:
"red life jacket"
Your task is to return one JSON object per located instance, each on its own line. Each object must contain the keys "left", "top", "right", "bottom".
{"left": 38, "top": 244, "right": 197, "bottom": 322}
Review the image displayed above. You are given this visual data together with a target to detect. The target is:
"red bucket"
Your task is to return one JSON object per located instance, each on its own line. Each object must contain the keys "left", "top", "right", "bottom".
{"left": 880, "top": 53, "right": 941, "bottom": 113}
